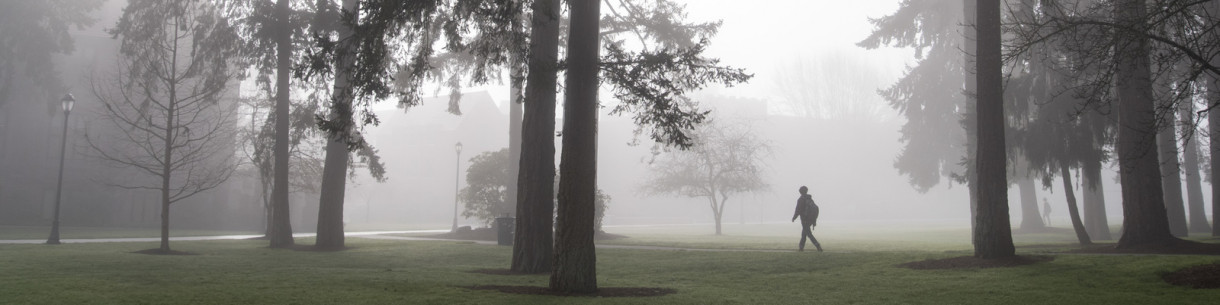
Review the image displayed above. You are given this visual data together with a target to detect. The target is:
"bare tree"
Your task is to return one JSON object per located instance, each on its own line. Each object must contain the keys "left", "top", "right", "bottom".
{"left": 773, "top": 51, "right": 892, "bottom": 121}
{"left": 87, "top": 0, "right": 242, "bottom": 253}
{"left": 643, "top": 118, "right": 770, "bottom": 236}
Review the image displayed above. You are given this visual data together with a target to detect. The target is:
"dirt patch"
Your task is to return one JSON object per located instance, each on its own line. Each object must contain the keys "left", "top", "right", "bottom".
{"left": 1011, "top": 227, "right": 1076, "bottom": 235}
{"left": 1066, "top": 240, "right": 1220, "bottom": 255}
{"left": 469, "top": 269, "right": 547, "bottom": 276}
{"left": 1163, "top": 263, "right": 1220, "bottom": 289}
{"left": 133, "top": 248, "right": 196, "bottom": 255}
{"left": 899, "top": 255, "right": 1054, "bottom": 270}
{"left": 467, "top": 285, "right": 676, "bottom": 297}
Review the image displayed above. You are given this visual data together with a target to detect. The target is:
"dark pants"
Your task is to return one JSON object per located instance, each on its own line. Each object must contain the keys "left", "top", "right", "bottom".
{"left": 800, "top": 225, "right": 822, "bottom": 251}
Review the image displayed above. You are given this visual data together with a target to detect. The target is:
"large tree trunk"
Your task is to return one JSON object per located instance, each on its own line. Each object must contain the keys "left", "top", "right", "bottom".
{"left": 1157, "top": 102, "right": 1188, "bottom": 237}
{"left": 511, "top": 0, "right": 561, "bottom": 274}
{"left": 1113, "top": 0, "right": 1177, "bottom": 248}
{"left": 268, "top": 0, "right": 295, "bottom": 249}
{"left": 315, "top": 0, "right": 359, "bottom": 251}
{"left": 1211, "top": 1, "right": 1220, "bottom": 237}
{"left": 1211, "top": 92, "right": 1220, "bottom": 237}
{"left": 507, "top": 71, "right": 522, "bottom": 218}
{"left": 1017, "top": 177, "right": 1045, "bottom": 230}
{"left": 963, "top": 0, "right": 979, "bottom": 237}
{"left": 1180, "top": 99, "right": 1210, "bottom": 233}
{"left": 1060, "top": 165, "right": 1092, "bottom": 245}
{"left": 710, "top": 194, "right": 723, "bottom": 236}
{"left": 1081, "top": 157, "right": 1112, "bottom": 240}
{"left": 550, "top": 0, "right": 599, "bottom": 293}
{"left": 972, "top": 0, "right": 1015, "bottom": 259}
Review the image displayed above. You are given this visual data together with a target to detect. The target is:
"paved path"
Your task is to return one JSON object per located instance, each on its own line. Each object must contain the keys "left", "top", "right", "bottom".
{"left": 0, "top": 230, "right": 450, "bottom": 245}
{"left": 0, "top": 231, "right": 806, "bottom": 253}
{"left": 356, "top": 234, "right": 802, "bottom": 253}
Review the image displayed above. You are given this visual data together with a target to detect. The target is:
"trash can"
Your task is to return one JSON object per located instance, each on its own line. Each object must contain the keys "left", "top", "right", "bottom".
{"left": 495, "top": 216, "right": 515, "bottom": 246}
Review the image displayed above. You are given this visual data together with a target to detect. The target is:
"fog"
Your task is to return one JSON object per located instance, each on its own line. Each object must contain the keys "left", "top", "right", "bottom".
{"left": 0, "top": 0, "right": 1195, "bottom": 239}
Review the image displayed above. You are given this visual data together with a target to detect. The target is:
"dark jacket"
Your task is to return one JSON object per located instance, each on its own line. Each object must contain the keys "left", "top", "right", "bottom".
{"left": 792, "top": 194, "right": 819, "bottom": 227}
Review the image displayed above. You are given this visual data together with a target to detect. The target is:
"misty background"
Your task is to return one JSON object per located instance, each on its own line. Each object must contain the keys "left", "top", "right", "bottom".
{"left": 0, "top": 0, "right": 1165, "bottom": 235}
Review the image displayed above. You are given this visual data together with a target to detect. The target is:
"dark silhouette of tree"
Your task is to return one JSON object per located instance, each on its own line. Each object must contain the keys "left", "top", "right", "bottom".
{"left": 1207, "top": 0, "right": 1220, "bottom": 238}
{"left": 0, "top": 0, "right": 101, "bottom": 110}
{"left": 1112, "top": 0, "right": 1176, "bottom": 247}
{"left": 1003, "top": 0, "right": 1220, "bottom": 247}
{"left": 973, "top": 0, "right": 1015, "bottom": 259}
{"left": 859, "top": 1, "right": 974, "bottom": 224}
{"left": 1007, "top": 0, "right": 1108, "bottom": 242}
{"left": 460, "top": 148, "right": 514, "bottom": 225}
{"left": 269, "top": 0, "right": 297, "bottom": 249}
{"left": 1179, "top": 96, "right": 1210, "bottom": 234}
{"left": 88, "top": 0, "right": 242, "bottom": 253}
{"left": 512, "top": 0, "right": 561, "bottom": 274}
{"left": 1156, "top": 71, "right": 1188, "bottom": 237}
{"left": 643, "top": 119, "right": 770, "bottom": 236}
{"left": 551, "top": 0, "right": 600, "bottom": 293}
{"left": 302, "top": 0, "right": 393, "bottom": 251}
{"left": 237, "top": 95, "right": 325, "bottom": 236}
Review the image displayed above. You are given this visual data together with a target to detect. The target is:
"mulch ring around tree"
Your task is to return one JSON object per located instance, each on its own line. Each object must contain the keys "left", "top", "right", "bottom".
{"left": 428, "top": 228, "right": 626, "bottom": 242}
{"left": 1162, "top": 263, "right": 1220, "bottom": 289}
{"left": 133, "top": 248, "right": 197, "bottom": 255}
{"left": 468, "top": 269, "right": 547, "bottom": 276}
{"left": 898, "top": 255, "right": 1054, "bottom": 270}
{"left": 466, "top": 285, "right": 676, "bottom": 297}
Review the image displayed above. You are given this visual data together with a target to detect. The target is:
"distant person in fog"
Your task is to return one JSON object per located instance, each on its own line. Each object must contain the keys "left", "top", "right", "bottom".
{"left": 791, "top": 186, "right": 822, "bottom": 252}
{"left": 1042, "top": 198, "right": 1052, "bottom": 226}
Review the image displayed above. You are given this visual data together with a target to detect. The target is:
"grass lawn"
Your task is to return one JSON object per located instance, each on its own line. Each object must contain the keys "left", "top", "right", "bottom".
{"left": 1, "top": 234, "right": 1218, "bottom": 304}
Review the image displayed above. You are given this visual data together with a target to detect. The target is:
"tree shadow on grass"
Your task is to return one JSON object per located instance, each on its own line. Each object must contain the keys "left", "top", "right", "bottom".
{"left": 1066, "top": 239, "right": 1220, "bottom": 255}
{"left": 466, "top": 285, "right": 676, "bottom": 297}
{"left": 898, "top": 255, "right": 1054, "bottom": 270}
{"left": 132, "top": 249, "right": 197, "bottom": 255}
{"left": 1163, "top": 263, "right": 1220, "bottom": 289}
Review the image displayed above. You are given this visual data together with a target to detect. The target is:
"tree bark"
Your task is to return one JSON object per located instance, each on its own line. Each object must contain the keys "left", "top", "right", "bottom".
{"left": 550, "top": 0, "right": 599, "bottom": 293}
{"left": 1210, "top": 1, "right": 1220, "bottom": 238}
{"left": 1113, "top": 0, "right": 1177, "bottom": 248}
{"left": 160, "top": 26, "right": 181, "bottom": 253}
{"left": 1060, "top": 165, "right": 1092, "bottom": 245}
{"left": 1017, "top": 177, "right": 1045, "bottom": 230}
{"left": 1157, "top": 102, "right": 1188, "bottom": 237}
{"left": 1081, "top": 157, "right": 1112, "bottom": 240}
{"left": 711, "top": 195, "right": 723, "bottom": 236}
{"left": 315, "top": 0, "right": 359, "bottom": 251}
{"left": 972, "top": 0, "right": 1015, "bottom": 259}
{"left": 507, "top": 71, "right": 522, "bottom": 218}
{"left": 511, "top": 0, "right": 560, "bottom": 274}
{"left": 1210, "top": 73, "right": 1220, "bottom": 237}
{"left": 1180, "top": 98, "right": 1210, "bottom": 233}
{"left": 268, "top": 0, "right": 295, "bottom": 249}
{"left": 962, "top": 0, "right": 979, "bottom": 238}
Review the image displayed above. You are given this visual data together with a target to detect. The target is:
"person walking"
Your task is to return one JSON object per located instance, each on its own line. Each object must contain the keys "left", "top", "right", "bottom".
{"left": 1042, "top": 198, "right": 1052, "bottom": 227}
{"left": 791, "top": 186, "right": 822, "bottom": 252}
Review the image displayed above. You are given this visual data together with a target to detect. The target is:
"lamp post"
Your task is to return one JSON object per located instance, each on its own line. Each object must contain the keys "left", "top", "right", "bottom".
{"left": 46, "top": 93, "right": 75, "bottom": 245}
{"left": 452, "top": 142, "right": 463, "bottom": 232}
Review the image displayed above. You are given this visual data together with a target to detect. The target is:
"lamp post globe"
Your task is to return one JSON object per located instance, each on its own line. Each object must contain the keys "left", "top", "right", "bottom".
{"left": 46, "top": 93, "right": 76, "bottom": 245}
{"left": 61, "top": 93, "right": 75, "bottom": 112}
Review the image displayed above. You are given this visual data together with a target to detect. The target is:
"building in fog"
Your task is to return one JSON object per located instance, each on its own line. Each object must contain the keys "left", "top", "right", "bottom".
{"left": 0, "top": 1, "right": 249, "bottom": 231}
